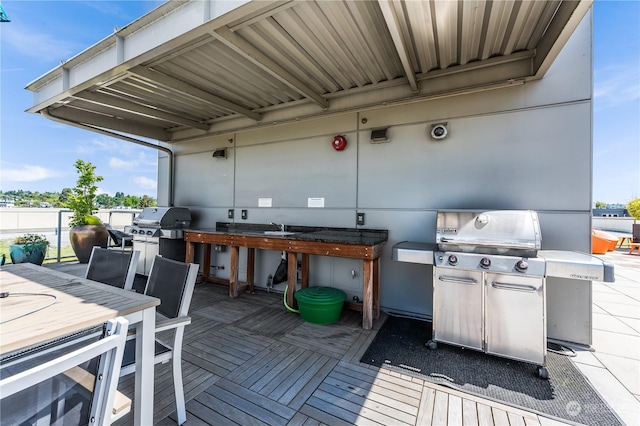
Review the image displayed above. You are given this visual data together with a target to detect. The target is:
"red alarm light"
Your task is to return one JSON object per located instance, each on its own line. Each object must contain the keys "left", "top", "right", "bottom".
{"left": 332, "top": 135, "right": 347, "bottom": 151}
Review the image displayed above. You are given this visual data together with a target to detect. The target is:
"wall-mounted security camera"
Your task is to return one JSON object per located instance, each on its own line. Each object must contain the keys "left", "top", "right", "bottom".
{"left": 430, "top": 123, "right": 448, "bottom": 140}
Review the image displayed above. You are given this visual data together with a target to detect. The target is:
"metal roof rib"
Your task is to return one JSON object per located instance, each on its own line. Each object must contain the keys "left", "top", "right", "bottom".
{"left": 24, "top": 0, "right": 592, "bottom": 142}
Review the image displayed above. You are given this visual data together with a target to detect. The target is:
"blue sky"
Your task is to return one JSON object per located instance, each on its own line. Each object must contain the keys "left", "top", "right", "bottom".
{"left": 1, "top": 1, "right": 639, "bottom": 204}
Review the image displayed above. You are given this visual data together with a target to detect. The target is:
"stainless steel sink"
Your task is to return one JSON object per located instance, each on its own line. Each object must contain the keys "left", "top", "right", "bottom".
{"left": 263, "top": 231, "right": 296, "bottom": 236}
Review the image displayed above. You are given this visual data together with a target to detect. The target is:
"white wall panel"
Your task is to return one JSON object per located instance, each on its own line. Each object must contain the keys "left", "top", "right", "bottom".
{"left": 358, "top": 102, "right": 592, "bottom": 212}
{"left": 173, "top": 150, "right": 235, "bottom": 207}
{"left": 235, "top": 133, "right": 358, "bottom": 209}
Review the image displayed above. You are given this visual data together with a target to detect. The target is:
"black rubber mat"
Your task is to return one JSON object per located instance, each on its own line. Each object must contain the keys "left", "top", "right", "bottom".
{"left": 360, "top": 315, "right": 623, "bottom": 426}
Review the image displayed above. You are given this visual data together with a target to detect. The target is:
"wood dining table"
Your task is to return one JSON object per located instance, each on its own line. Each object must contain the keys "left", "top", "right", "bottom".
{"left": 0, "top": 263, "right": 159, "bottom": 426}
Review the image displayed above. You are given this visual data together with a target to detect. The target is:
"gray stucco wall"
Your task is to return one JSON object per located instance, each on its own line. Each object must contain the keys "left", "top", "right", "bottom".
{"left": 160, "top": 11, "right": 593, "bottom": 345}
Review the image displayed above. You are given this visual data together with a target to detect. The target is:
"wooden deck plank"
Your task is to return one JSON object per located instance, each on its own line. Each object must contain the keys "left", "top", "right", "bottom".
{"left": 260, "top": 350, "right": 318, "bottom": 398}
{"left": 508, "top": 411, "right": 527, "bottom": 426}
{"left": 194, "top": 389, "right": 271, "bottom": 426}
{"left": 215, "top": 378, "right": 297, "bottom": 419}
{"left": 321, "top": 375, "right": 419, "bottom": 416}
{"left": 432, "top": 391, "right": 449, "bottom": 425}
{"left": 336, "top": 361, "right": 423, "bottom": 392}
{"left": 462, "top": 398, "right": 478, "bottom": 425}
{"left": 305, "top": 394, "right": 386, "bottom": 426}
{"left": 317, "top": 381, "right": 416, "bottom": 425}
{"left": 448, "top": 394, "right": 463, "bottom": 426}
{"left": 477, "top": 404, "right": 494, "bottom": 426}
{"left": 284, "top": 357, "right": 338, "bottom": 409}
{"left": 329, "top": 365, "right": 422, "bottom": 401}
{"left": 416, "top": 386, "right": 436, "bottom": 426}
{"left": 286, "top": 412, "right": 311, "bottom": 426}
{"left": 491, "top": 407, "right": 510, "bottom": 425}
{"left": 298, "top": 404, "right": 354, "bottom": 426}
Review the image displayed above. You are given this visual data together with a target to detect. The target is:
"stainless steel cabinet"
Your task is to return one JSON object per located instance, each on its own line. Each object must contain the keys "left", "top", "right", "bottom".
{"left": 485, "top": 273, "right": 546, "bottom": 365}
{"left": 433, "top": 268, "right": 483, "bottom": 351}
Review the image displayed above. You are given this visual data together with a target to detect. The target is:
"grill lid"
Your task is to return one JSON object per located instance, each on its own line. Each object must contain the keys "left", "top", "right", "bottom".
{"left": 436, "top": 210, "right": 541, "bottom": 257}
{"left": 133, "top": 207, "right": 191, "bottom": 229}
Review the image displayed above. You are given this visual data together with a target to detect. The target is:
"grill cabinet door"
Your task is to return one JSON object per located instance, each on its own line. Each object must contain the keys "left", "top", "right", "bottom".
{"left": 433, "top": 268, "right": 483, "bottom": 350}
{"left": 485, "top": 273, "right": 545, "bottom": 365}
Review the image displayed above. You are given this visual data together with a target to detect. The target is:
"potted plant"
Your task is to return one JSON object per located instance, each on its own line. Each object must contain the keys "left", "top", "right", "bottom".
{"left": 67, "top": 159, "right": 109, "bottom": 263}
{"left": 9, "top": 234, "right": 50, "bottom": 265}
{"left": 628, "top": 198, "right": 640, "bottom": 243}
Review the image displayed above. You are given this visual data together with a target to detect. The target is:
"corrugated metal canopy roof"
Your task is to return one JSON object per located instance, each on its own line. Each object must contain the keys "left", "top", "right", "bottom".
{"left": 27, "top": 0, "right": 592, "bottom": 142}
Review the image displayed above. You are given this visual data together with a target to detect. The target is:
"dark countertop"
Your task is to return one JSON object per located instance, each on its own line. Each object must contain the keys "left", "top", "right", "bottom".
{"left": 185, "top": 222, "right": 388, "bottom": 246}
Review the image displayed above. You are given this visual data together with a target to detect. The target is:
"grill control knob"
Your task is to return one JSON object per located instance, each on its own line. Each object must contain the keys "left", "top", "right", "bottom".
{"left": 146, "top": 230, "right": 153, "bottom": 235}
{"left": 131, "top": 229, "right": 137, "bottom": 234}
{"left": 448, "top": 255, "right": 458, "bottom": 266}
{"left": 515, "top": 260, "right": 529, "bottom": 273}
{"left": 480, "top": 257, "right": 491, "bottom": 269}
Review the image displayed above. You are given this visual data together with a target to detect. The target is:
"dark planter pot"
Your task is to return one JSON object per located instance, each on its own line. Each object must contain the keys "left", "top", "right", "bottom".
{"left": 633, "top": 223, "right": 640, "bottom": 243}
{"left": 69, "top": 225, "right": 109, "bottom": 263}
{"left": 9, "top": 243, "right": 48, "bottom": 265}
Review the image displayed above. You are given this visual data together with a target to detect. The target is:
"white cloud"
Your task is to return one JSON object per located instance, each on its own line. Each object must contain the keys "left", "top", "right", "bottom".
{"left": 1, "top": 23, "right": 79, "bottom": 64}
{"left": 109, "top": 157, "right": 138, "bottom": 170}
{"left": 132, "top": 176, "right": 157, "bottom": 190}
{"left": 0, "top": 164, "right": 63, "bottom": 183}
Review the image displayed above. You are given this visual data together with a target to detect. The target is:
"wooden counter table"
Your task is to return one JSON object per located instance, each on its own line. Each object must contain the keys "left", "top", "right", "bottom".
{"left": 184, "top": 225, "right": 387, "bottom": 330}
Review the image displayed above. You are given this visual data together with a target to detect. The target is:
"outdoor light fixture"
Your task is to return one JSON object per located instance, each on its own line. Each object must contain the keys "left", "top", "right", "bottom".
{"left": 212, "top": 148, "right": 227, "bottom": 159}
{"left": 370, "top": 127, "right": 390, "bottom": 144}
{"left": 430, "top": 123, "right": 448, "bottom": 140}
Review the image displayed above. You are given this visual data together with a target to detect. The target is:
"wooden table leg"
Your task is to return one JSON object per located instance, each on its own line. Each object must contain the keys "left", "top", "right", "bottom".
{"left": 362, "top": 259, "right": 374, "bottom": 330}
{"left": 286, "top": 252, "right": 297, "bottom": 308}
{"left": 246, "top": 248, "right": 255, "bottom": 293}
{"left": 229, "top": 246, "right": 239, "bottom": 298}
{"left": 202, "top": 243, "right": 212, "bottom": 281}
{"left": 185, "top": 241, "right": 195, "bottom": 263}
{"left": 301, "top": 253, "right": 310, "bottom": 289}
{"left": 373, "top": 257, "right": 380, "bottom": 320}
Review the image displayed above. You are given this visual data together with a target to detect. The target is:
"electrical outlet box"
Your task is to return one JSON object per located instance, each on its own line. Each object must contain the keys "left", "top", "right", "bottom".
{"left": 356, "top": 212, "right": 365, "bottom": 226}
{"left": 228, "top": 209, "right": 234, "bottom": 219}
{"left": 241, "top": 209, "right": 248, "bottom": 220}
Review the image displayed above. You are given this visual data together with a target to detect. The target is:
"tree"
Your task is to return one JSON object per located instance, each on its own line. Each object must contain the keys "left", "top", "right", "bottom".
{"left": 124, "top": 195, "right": 140, "bottom": 208}
{"left": 595, "top": 201, "right": 607, "bottom": 209}
{"left": 59, "top": 188, "right": 72, "bottom": 204}
{"left": 627, "top": 198, "right": 640, "bottom": 220}
{"left": 96, "top": 193, "right": 114, "bottom": 208}
{"left": 66, "top": 160, "right": 103, "bottom": 226}
{"left": 138, "top": 195, "right": 156, "bottom": 208}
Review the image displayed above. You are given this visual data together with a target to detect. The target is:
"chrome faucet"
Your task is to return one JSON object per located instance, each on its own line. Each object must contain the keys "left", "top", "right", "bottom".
{"left": 270, "top": 222, "right": 285, "bottom": 232}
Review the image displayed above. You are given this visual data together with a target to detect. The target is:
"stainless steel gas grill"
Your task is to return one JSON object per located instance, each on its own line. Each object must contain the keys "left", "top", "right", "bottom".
{"left": 393, "top": 210, "right": 615, "bottom": 378}
{"left": 130, "top": 207, "right": 191, "bottom": 275}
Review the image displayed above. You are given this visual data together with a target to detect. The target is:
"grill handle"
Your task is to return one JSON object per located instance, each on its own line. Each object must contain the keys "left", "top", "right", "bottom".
{"left": 438, "top": 276, "right": 478, "bottom": 285}
{"left": 491, "top": 281, "right": 538, "bottom": 292}
{"left": 439, "top": 238, "right": 538, "bottom": 249}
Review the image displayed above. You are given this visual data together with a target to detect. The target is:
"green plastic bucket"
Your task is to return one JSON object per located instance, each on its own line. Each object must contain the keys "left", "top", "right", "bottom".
{"left": 294, "top": 286, "right": 346, "bottom": 324}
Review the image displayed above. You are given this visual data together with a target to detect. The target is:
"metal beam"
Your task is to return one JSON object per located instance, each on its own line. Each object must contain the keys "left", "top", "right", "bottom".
{"left": 533, "top": 0, "right": 592, "bottom": 78}
{"left": 211, "top": 26, "right": 328, "bottom": 109}
{"left": 377, "top": 0, "right": 419, "bottom": 92}
{"left": 129, "top": 66, "right": 261, "bottom": 121}
{"left": 45, "top": 107, "right": 171, "bottom": 141}
{"left": 74, "top": 91, "right": 210, "bottom": 131}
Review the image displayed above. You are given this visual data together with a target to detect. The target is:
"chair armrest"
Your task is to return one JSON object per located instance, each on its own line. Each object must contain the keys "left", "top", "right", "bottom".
{"left": 156, "top": 316, "right": 191, "bottom": 332}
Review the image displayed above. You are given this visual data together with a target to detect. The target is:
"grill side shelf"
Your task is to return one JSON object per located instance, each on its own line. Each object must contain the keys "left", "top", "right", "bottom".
{"left": 537, "top": 250, "right": 615, "bottom": 282}
{"left": 392, "top": 241, "right": 435, "bottom": 265}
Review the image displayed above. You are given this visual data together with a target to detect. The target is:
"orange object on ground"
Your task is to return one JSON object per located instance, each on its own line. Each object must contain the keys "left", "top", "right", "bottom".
{"left": 592, "top": 230, "right": 610, "bottom": 254}
{"left": 592, "top": 229, "right": 618, "bottom": 251}
{"left": 630, "top": 243, "right": 640, "bottom": 255}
